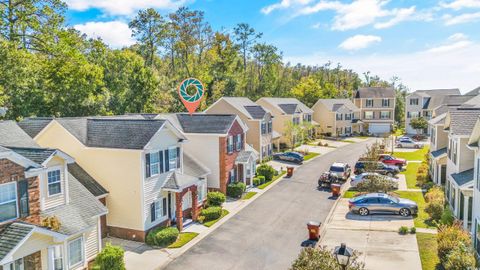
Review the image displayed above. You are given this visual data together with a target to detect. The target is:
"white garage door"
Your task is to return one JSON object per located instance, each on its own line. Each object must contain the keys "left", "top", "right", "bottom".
{"left": 369, "top": 123, "right": 390, "bottom": 134}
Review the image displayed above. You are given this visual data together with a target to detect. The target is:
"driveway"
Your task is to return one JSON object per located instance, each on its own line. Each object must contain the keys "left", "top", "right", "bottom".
{"left": 320, "top": 199, "right": 422, "bottom": 270}
{"left": 164, "top": 139, "right": 374, "bottom": 270}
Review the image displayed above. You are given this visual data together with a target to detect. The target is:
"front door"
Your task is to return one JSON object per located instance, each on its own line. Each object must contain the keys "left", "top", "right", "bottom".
{"left": 168, "top": 193, "right": 176, "bottom": 222}
{"left": 441, "top": 165, "right": 447, "bottom": 185}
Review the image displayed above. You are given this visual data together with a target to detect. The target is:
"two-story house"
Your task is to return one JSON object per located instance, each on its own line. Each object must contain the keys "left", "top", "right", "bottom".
{"left": 405, "top": 89, "right": 460, "bottom": 134}
{"left": 19, "top": 117, "right": 210, "bottom": 239}
{"left": 159, "top": 113, "right": 257, "bottom": 192}
{"left": 311, "top": 99, "right": 361, "bottom": 136}
{"left": 0, "top": 121, "right": 108, "bottom": 270}
{"left": 205, "top": 97, "right": 279, "bottom": 162}
{"left": 353, "top": 87, "right": 396, "bottom": 134}
{"left": 256, "top": 97, "right": 316, "bottom": 148}
{"left": 428, "top": 95, "right": 477, "bottom": 185}
{"left": 444, "top": 109, "right": 480, "bottom": 230}
{"left": 466, "top": 116, "right": 480, "bottom": 256}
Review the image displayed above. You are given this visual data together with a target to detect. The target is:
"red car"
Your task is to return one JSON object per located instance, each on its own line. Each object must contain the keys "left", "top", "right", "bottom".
{"left": 378, "top": 154, "right": 407, "bottom": 169}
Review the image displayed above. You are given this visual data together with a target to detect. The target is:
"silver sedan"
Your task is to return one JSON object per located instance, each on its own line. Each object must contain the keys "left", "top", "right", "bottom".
{"left": 348, "top": 193, "right": 418, "bottom": 217}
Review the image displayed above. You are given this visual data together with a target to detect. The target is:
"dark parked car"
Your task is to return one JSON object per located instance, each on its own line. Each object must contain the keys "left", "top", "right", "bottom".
{"left": 273, "top": 152, "right": 304, "bottom": 164}
{"left": 348, "top": 193, "right": 418, "bottom": 217}
{"left": 354, "top": 161, "right": 400, "bottom": 176}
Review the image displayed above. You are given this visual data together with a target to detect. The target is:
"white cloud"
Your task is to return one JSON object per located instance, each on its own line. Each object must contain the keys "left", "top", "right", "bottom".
{"left": 66, "top": 0, "right": 186, "bottom": 16}
{"left": 443, "top": 11, "right": 480, "bottom": 25}
{"left": 285, "top": 41, "right": 480, "bottom": 92}
{"left": 261, "top": 0, "right": 314, "bottom": 14}
{"left": 426, "top": 33, "right": 472, "bottom": 53}
{"left": 264, "top": 0, "right": 425, "bottom": 31}
{"left": 339, "top": 35, "right": 382, "bottom": 51}
{"left": 440, "top": 0, "right": 480, "bottom": 10}
{"left": 74, "top": 21, "right": 135, "bottom": 48}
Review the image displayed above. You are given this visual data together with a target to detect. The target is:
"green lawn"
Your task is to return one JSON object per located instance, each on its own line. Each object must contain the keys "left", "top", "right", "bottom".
{"left": 168, "top": 232, "right": 199, "bottom": 248}
{"left": 203, "top": 209, "right": 229, "bottom": 227}
{"left": 401, "top": 162, "right": 422, "bottom": 188}
{"left": 393, "top": 146, "right": 429, "bottom": 161}
{"left": 416, "top": 233, "right": 441, "bottom": 270}
{"left": 303, "top": 152, "right": 320, "bottom": 161}
{"left": 258, "top": 171, "right": 286, "bottom": 189}
{"left": 394, "top": 191, "right": 435, "bottom": 229}
{"left": 242, "top": 191, "right": 257, "bottom": 200}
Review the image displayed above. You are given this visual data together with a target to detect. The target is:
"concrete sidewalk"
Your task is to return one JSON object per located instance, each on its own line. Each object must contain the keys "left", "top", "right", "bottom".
{"left": 319, "top": 199, "right": 422, "bottom": 270}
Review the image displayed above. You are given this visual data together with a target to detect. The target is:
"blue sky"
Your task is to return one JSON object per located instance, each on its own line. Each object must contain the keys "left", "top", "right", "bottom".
{"left": 65, "top": 0, "right": 480, "bottom": 92}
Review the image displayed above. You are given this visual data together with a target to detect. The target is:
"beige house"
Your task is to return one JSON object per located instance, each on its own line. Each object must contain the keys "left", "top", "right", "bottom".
{"left": 312, "top": 99, "right": 361, "bottom": 136}
{"left": 205, "top": 97, "right": 278, "bottom": 161}
{"left": 405, "top": 89, "right": 461, "bottom": 134}
{"left": 19, "top": 117, "right": 210, "bottom": 241}
{"left": 256, "top": 97, "right": 316, "bottom": 148}
{"left": 353, "top": 87, "right": 396, "bottom": 134}
{"left": 444, "top": 109, "right": 480, "bottom": 230}
{"left": 0, "top": 121, "right": 107, "bottom": 270}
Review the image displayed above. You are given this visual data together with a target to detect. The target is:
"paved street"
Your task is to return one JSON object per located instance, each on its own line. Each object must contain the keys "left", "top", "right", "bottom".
{"left": 165, "top": 139, "right": 374, "bottom": 270}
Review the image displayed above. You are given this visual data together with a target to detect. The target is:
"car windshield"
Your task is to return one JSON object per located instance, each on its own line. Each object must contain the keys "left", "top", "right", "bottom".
{"left": 330, "top": 166, "right": 344, "bottom": 172}
{"left": 387, "top": 195, "right": 399, "bottom": 203}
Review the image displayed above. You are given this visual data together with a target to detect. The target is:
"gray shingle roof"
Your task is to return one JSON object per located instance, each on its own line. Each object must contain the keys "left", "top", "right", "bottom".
{"left": 7, "top": 147, "right": 56, "bottom": 164}
{"left": 257, "top": 97, "right": 313, "bottom": 114}
{"left": 68, "top": 163, "right": 108, "bottom": 197}
{"left": 183, "top": 152, "right": 210, "bottom": 178}
{"left": 41, "top": 172, "right": 107, "bottom": 235}
{"left": 431, "top": 147, "right": 447, "bottom": 158}
{"left": 355, "top": 87, "right": 395, "bottom": 98}
{"left": 0, "top": 121, "right": 40, "bottom": 148}
{"left": 451, "top": 169, "right": 474, "bottom": 187}
{"left": 278, "top": 104, "right": 299, "bottom": 114}
{"left": 464, "top": 86, "right": 480, "bottom": 96}
{"left": 428, "top": 113, "right": 446, "bottom": 125}
{"left": 315, "top": 99, "right": 359, "bottom": 112}
{"left": 0, "top": 223, "right": 33, "bottom": 262}
{"left": 176, "top": 114, "right": 237, "bottom": 134}
{"left": 446, "top": 109, "right": 480, "bottom": 135}
{"left": 461, "top": 95, "right": 480, "bottom": 108}
{"left": 243, "top": 106, "right": 267, "bottom": 119}
{"left": 18, "top": 118, "right": 53, "bottom": 138}
{"left": 235, "top": 150, "right": 256, "bottom": 163}
{"left": 162, "top": 172, "right": 201, "bottom": 191}
{"left": 414, "top": 88, "right": 460, "bottom": 96}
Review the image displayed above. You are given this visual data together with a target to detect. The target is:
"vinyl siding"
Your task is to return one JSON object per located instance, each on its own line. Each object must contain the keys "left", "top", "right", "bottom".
{"left": 42, "top": 156, "right": 67, "bottom": 210}
{"left": 85, "top": 222, "right": 99, "bottom": 260}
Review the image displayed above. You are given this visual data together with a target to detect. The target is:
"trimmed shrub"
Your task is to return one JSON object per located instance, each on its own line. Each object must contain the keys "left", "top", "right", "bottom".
{"left": 206, "top": 191, "right": 226, "bottom": 207}
{"left": 200, "top": 206, "right": 222, "bottom": 221}
{"left": 93, "top": 243, "right": 125, "bottom": 270}
{"left": 425, "top": 186, "right": 444, "bottom": 204}
{"left": 425, "top": 202, "right": 444, "bottom": 221}
{"left": 256, "top": 164, "right": 275, "bottom": 181}
{"left": 227, "top": 182, "right": 246, "bottom": 198}
{"left": 437, "top": 222, "right": 472, "bottom": 263}
{"left": 146, "top": 227, "right": 179, "bottom": 247}
{"left": 356, "top": 175, "right": 398, "bottom": 193}
{"left": 440, "top": 207, "right": 455, "bottom": 225}
{"left": 443, "top": 244, "right": 476, "bottom": 270}
{"left": 253, "top": 177, "right": 261, "bottom": 186}
{"left": 398, "top": 226, "right": 409, "bottom": 235}
{"left": 257, "top": 175, "right": 266, "bottom": 184}
{"left": 410, "top": 227, "right": 416, "bottom": 234}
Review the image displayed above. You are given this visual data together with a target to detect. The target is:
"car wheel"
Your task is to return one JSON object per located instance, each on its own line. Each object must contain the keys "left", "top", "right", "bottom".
{"left": 399, "top": 208, "right": 411, "bottom": 217}
{"left": 358, "top": 207, "right": 369, "bottom": 216}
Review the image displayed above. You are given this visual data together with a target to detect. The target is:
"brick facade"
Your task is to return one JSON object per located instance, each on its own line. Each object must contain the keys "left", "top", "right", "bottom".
{"left": 218, "top": 120, "right": 245, "bottom": 194}
{"left": 24, "top": 251, "right": 42, "bottom": 270}
{"left": 0, "top": 158, "right": 41, "bottom": 227}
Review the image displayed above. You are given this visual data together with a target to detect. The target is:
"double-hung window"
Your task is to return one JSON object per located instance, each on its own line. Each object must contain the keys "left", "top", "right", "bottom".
{"left": 267, "top": 120, "right": 272, "bottom": 133}
{"left": 380, "top": 111, "right": 390, "bottom": 119}
{"left": 365, "top": 99, "right": 373, "bottom": 107}
{"left": 151, "top": 199, "right": 165, "bottom": 222}
{"left": 4, "top": 258, "right": 24, "bottom": 270}
{"left": 228, "top": 169, "right": 235, "bottom": 183}
{"left": 364, "top": 111, "right": 373, "bottom": 120}
{"left": 0, "top": 182, "right": 18, "bottom": 223}
{"left": 47, "top": 169, "right": 62, "bottom": 196}
{"left": 168, "top": 147, "right": 177, "bottom": 171}
{"left": 382, "top": 99, "right": 390, "bottom": 107}
{"left": 227, "top": 136, "right": 233, "bottom": 154}
{"left": 68, "top": 237, "right": 84, "bottom": 268}
{"left": 336, "top": 113, "right": 343, "bottom": 120}
{"left": 236, "top": 134, "right": 242, "bottom": 151}
{"left": 49, "top": 245, "right": 63, "bottom": 270}
{"left": 150, "top": 152, "right": 160, "bottom": 176}
{"left": 410, "top": 98, "right": 418, "bottom": 105}
{"left": 261, "top": 122, "right": 267, "bottom": 134}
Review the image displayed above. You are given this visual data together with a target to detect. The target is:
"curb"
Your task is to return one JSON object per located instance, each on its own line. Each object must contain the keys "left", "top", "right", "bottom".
{"left": 317, "top": 184, "right": 349, "bottom": 245}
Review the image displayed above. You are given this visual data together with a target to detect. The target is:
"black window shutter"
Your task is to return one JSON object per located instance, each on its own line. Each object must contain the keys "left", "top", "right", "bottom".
{"left": 18, "top": 180, "right": 29, "bottom": 218}
{"left": 162, "top": 198, "right": 167, "bottom": 216}
{"left": 165, "top": 149, "right": 169, "bottom": 172}
{"left": 150, "top": 202, "right": 156, "bottom": 222}
{"left": 159, "top": 150, "right": 164, "bottom": 173}
{"left": 145, "top": 153, "right": 151, "bottom": 178}
{"left": 176, "top": 147, "right": 181, "bottom": 169}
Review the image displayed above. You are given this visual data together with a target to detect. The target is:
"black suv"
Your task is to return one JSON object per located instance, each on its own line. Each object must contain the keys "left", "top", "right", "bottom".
{"left": 354, "top": 161, "right": 400, "bottom": 176}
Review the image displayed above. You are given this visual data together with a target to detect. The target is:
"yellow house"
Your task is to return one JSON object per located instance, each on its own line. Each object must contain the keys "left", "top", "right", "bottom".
{"left": 312, "top": 99, "right": 362, "bottom": 136}
{"left": 19, "top": 117, "right": 210, "bottom": 242}
{"left": 256, "top": 97, "right": 316, "bottom": 148}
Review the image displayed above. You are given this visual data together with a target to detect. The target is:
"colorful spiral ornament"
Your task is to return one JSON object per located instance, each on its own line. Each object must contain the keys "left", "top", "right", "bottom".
{"left": 178, "top": 78, "right": 204, "bottom": 103}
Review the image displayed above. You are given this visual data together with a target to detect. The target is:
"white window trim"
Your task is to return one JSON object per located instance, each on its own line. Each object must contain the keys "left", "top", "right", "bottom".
{"left": 0, "top": 182, "right": 19, "bottom": 224}
{"left": 48, "top": 245, "right": 64, "bottom": 270}
{"left": 67, "top": 237, "right": 84, "bottom": 269}
{"left": 365, "top": 111, "right": 373, "bottom": 120}
{"left": 149, "top": 151, "right": 161, "bottom": 177}
{"left": 227, "top": 136, "right": 233, "bottom": 154}
{"left": 47, "top": 166, "right": 63, "bottom": 198}
{"left": 168, "top": 146, "right": 177, "bottom": 172}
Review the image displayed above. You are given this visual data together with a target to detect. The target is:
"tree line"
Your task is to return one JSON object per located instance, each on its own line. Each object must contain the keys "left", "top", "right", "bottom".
{"left": 0, "top": 1, "right": 408, "bottom": 126}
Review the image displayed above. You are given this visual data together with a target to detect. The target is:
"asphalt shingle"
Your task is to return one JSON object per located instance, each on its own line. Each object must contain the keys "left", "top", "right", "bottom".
{"left": 355, "top": 87, "right": 395, "bottom": 98}
{"left": 278, "top": 104, "right": 299, "bottom": 114}
{"left": 68, "top": 163, "right": 108, "bottom": 197}
{"left": 176, "top": 114, "right": 236, "bottom": 134}
{"left": 243, "top": 106, "right": 267, "bottom": 119}
{"left": 0, "top": 224, "right": 33, "bottom": 262}
{"left": 446, "top": 109, "right": 480, "bottom": 135}
{"left": 315, "top": 99, "right": 359, "bottom": 112}
{"left": 451, "top": 169, "right": 474, "bottom": 187}
{"left": 7, "top": 147, "right": 56, "bottom": 164}
{"left": 0, "top": 121, "right": 40, "bottom": 148}
{"left": 17, "top": 118, "right": 53, "bottom": 138}
{"left": 257, "top": 97, "right": 313, "bottom": 114}
{"left": 431, "top": 147, "right": 447, "bottom": 158}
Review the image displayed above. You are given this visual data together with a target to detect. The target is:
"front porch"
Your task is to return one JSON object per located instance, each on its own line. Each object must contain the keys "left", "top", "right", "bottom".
{"left": 235, "top": 149, "right": 258, "bottom": 187}
{"left": 430, "top": 148, "right": 447, "bottom": 186}
{"left": 447, "top": 169, "right": 474, "bottom": 230}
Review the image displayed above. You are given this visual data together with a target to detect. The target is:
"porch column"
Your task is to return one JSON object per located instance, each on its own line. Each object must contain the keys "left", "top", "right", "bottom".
{"left": 192, "top": 187, "right": 199, "bottom": 221}
{"left": 175, "top": 192, "right": 183, "bottom": 231}
{"left": 464, "top": 195, "right": 470, "bottom": 230}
